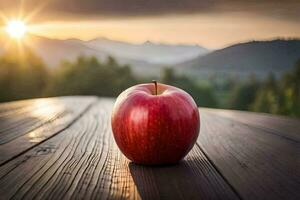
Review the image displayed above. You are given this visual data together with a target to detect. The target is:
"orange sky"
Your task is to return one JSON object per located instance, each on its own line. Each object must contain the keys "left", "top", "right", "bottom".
{"left": 27, "top": 13, "right": 300, "bottom": 49}
{"left": 0, "top": 1, "right": 299, "bottom": 49}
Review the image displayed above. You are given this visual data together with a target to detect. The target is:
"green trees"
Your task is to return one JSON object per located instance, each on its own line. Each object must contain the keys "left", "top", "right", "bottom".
{"left": 46, "top": 56, "right": 138, "bottom": 97}
{"left": 251, "top": 61, "right": 300, "bottom": 116}
{"left": 280, "top": 60, "right": 300, "bottom": 116}
{"left": 251, "top": 74, "right": 280, "bottom": 114}
{"left": 160, "top": 68, "right": 217, "bottom": 107}
{"left": 0, "top": 47, "right": 298, "bottom": 117}
{"left": 229, "top": 75, "right": 259, "bottom": 110}
{"left": 0, "top": 47, "right": 48, "bottom": 102}
{"left": 0, "top": 52, "right": 138, "bottom": 102}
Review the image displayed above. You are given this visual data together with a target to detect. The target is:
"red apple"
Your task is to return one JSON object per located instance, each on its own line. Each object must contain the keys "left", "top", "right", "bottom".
{"left": 111, "top": 81, "right": 200, "bottom": 165}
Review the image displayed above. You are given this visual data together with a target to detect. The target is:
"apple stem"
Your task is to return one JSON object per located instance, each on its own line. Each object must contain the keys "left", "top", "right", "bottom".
{"left": 152, "top": 80, "right": 158, "bottom": 95}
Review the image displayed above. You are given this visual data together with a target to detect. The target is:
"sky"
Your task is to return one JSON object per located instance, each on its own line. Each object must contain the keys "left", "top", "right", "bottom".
{"left": 0, "top": 0, "right": 300, "bottom": 48}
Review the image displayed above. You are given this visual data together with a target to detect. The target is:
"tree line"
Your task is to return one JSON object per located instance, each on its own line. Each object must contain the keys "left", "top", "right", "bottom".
{"left": 0, "top": 48, "right": 299, "bottom": 117}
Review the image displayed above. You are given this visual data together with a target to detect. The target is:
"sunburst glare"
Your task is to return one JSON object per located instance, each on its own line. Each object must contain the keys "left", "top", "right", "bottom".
{"left": 5, "top": 20, "right": 27, "bottom": 39}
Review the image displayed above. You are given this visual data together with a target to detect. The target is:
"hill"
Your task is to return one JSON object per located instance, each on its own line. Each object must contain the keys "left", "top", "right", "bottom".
{"left": 0, "top": 34, "right": 207, "bottom": 76}
{"left": 176, "top": 39, "right": 300, "bottom": 78}
{"left": 85, "top": 38, "right": 208, "bottom": 65}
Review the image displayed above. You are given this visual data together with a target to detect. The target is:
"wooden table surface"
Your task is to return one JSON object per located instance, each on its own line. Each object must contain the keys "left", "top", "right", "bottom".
{"left": 0, "top": 97, "right": 299, "bottom": 200}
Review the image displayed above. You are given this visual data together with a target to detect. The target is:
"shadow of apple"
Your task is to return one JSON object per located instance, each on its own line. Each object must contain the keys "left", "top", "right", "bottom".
{"left": 128, "top": 157, "right": 229, "bottom": 200}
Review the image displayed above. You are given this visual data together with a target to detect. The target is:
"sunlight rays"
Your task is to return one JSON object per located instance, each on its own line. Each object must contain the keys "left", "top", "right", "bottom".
{"left": 5, "top": 20, "right": 27, "bottom": 39}
{"left": 0, "top": 0, "right": 52, "bottom": 59}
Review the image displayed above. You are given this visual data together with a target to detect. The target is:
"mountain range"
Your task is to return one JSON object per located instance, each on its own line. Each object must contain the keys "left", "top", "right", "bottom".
{"left": 84, "top": 38, "right": 208, "bottom": 65}
{"left": 0, "top": 34, "right": 208, "bottom": 76}
{"left": 176, "top": 39, "right": 300, "bottom": 78}
{"left": 0, "top": 34, "right": 299, "bottom": 78}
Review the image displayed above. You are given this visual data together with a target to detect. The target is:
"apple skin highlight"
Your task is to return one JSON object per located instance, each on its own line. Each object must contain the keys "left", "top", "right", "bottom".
{"left": 111, "top": 82, "right": 200, "bottom": 165}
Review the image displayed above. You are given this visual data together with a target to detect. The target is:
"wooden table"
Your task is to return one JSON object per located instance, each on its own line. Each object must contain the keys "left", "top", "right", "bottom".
{"left": 0, "top": 97, "right": 299, "bottom": 200}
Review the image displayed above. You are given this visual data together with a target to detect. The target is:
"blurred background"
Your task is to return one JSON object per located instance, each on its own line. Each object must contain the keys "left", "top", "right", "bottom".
{"left": 0, "top": 0, "right": 299, "bottom": 117}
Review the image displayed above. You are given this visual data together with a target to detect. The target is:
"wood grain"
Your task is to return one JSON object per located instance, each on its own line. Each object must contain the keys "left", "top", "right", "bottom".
{"left": 0, "top": 100, "right": 140, "bottom": 200}
{"left": 129, "top": 143, "right": 240, "bottom": 200}
{"left": 0, "top": 98, "right": 44, "bottom": 114}
{"left": 0, "top": 98, "right": 239, "bottom": 200}
{"left": 1, "top": 97, "right": 298, "bottom": 200}
{"left": 198, "top": 110, "right": 300, "bottom": 200}
{"left": 0, "top": 97, "right": 97, "bottom": 165}
{"left": 203, "top": 108, "right": 300, "bottom": 141}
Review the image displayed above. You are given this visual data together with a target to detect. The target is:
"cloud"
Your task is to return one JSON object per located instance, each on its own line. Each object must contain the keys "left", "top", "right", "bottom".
{"left": 0, "top": 0, "right": 299, "bottom": 22}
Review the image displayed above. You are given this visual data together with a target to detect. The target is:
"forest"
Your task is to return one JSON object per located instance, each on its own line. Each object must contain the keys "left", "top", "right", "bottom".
{"left": 0, "top": 47, "right": 299, "bottom": 117}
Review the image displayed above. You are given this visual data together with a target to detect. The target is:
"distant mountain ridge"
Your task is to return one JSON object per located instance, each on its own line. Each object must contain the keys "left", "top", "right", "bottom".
{"left": 0, "top": 34, "right": 208, "bottom": 76}
{"left": 0, "top": 34, "right": 299, "bottom": 78}
{"left": 85, "top": 37, "right": 208, "bottom": 65}
{"left": 176, "top": 39, "right": 300, "bottom": 78}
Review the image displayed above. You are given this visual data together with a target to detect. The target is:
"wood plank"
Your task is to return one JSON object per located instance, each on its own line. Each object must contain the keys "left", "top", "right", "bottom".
{"left": 0, "top": 96, "right": 97, "bottom": 165}
{"left": 0, "top": 99, "right": 239, "bottom": 200}
{"left": 198, "top": 110, "right": 300, "bottom": 200}
{"left": 203, "top": 108, "right": 300, "bottom": 141}
{"left": 0, "top": 100, "right": 140, "bottom": 200}
{"left": 130, "top": 143, "right": 240, "bottom": 200}
{"left": 0, "top": 97, "right": 95, "bottom": 144}
{"left": 0, "top": 98, "right": 44, "bottom": 114}
{"left": 0, "top": 98, "right": 66, "bottom": 144}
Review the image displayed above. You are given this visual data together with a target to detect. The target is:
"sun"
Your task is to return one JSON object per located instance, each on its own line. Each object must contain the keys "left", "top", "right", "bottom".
{"left": 5, "top": 20, "right": 28, "bottom": 39}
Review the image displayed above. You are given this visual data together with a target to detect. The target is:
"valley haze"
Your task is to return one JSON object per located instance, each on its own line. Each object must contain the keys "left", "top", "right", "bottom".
{"left": 0, "top": 34, "right": 299, "bottom": 79}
